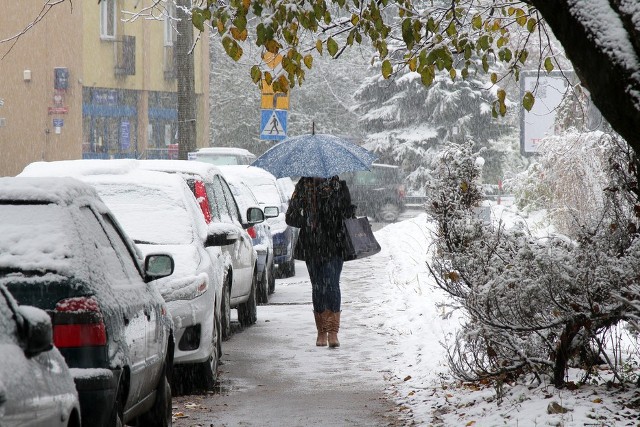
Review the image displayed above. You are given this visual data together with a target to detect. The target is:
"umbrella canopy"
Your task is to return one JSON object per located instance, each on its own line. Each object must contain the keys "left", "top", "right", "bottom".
{"left": 251, "top": 134, "right": 378, "bottom": 178}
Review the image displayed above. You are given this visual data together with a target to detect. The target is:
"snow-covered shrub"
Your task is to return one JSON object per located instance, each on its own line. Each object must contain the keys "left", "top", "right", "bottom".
{"left": 428, "top": 139, "right": 640, "bottom": 388}
{"left": 507, "top": 130, "right": 611, "bottom": 235}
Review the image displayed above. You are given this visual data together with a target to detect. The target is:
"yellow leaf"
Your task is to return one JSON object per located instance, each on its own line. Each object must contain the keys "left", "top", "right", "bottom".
{"left": 592, "top": 398, "right": 603, "bottom": 403}
{"left": 466, "top": 422, "right": 476, "bottom": 426}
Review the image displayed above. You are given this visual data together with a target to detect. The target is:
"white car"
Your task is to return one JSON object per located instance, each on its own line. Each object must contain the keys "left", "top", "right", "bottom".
{"left": 219, "top": 165, "right": 299, "bottom": 278}
{"left": 20, "top": 161, "right": 231, "bottom": 390}
{"left": 188, "top": 147, "right": 256, "bottom": 165}
{"left": 222, "top": 174, "right": 279, "bottom": 303}
{"left": 137, "top": 160, "right": 266, "bottom": 338}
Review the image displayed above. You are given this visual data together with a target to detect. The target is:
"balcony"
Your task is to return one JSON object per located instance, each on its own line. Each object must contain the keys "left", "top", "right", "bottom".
{"left": 114, "top": 35, "right": 136, "bottom": 76}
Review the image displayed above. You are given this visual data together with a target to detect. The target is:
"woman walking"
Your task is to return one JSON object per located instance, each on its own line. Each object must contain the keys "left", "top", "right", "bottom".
{"left": 285, "top": 176, "right": 355, "bottom": 348}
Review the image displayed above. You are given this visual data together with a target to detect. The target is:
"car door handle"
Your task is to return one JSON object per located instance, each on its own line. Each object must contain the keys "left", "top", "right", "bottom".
{"left": 123, "top": 316, "right": 130, "bottom": 326}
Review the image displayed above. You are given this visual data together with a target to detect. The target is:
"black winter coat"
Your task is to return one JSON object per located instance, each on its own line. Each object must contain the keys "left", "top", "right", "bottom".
{"left": 285, "top": 177, "right": 355, "bottom": 261}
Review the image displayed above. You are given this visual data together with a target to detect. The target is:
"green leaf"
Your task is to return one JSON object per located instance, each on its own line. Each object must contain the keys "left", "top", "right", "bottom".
{"left": 250, "top": 65, "right": 262, "bottom": 84}
{"left": 544, "top": 57, "right": 554, "bottom": 73}
{"left": 316, "top": 39, "right": 323, "bottom": 54}
{"left": 523, "top": 91, "right": 535, "bottom": 111}
{"left": 192, "top": 10, "right": 206, "bottom": 32}
{"left": 527, "top": 17, "right": 537, "bottom": 33}
{"left": 497, "top": 88, "right": 506, "bottom": 102}
{"left": 490, "top": 73, "right": 497, "bottom": 84}
{"left": 327, "top": 37, "right": 339, "bottom": 57}
{"left": 402, "top": 19, "right": 414, "bottom": 47}
{"left": 381, "top": 59, "right": 392, "bottom": 78}
{"left": 222, "top": 36, "right": 243, "bottom": 61}
{"left": 304, "top": 54, "right": 313, "bottom": 69}
{"left": 471, "top": 15, "right": 482, "bottom": 30}
{"left": 449, "top": 68, "right": 456, "bottom": 80}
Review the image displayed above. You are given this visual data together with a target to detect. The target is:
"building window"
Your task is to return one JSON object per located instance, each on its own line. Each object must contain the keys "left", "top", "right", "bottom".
{"left": 164, "top": 2, "right": 177, "bottom": 47}
{"left": 100, "top": 0, "right": 116, "bottom": 39}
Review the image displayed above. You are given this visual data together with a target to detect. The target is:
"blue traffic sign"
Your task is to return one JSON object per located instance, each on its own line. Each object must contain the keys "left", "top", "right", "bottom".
{"left": 260, "top": 109, "right": 287, "bottom": 141}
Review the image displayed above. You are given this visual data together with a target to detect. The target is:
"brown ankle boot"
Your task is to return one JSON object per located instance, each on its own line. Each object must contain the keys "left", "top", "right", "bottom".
{"left": 323, "top": 311, "right": 341, "bottom": 348}
{"left": 313, "top": 311, "right": 327, "bottom": 346}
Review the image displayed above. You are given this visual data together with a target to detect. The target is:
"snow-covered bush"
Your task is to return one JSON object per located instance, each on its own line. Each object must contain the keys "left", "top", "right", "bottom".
{"left": 427, "top": 139, "right": 640, "bottom": 389}
{"left": 506, "top": 130, "right": 611, "bottom": 235}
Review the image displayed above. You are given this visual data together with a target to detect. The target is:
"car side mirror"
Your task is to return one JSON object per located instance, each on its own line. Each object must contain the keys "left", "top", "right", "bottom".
{"left": 245, "top": 207, "right": 265, "bottom": 226}
{"left": 144, "top": 254, "right": 174, "bottom": 282}
{"left": 16, "top": 306, "right": 53, "bottom": 357}
{"left": 206, "top": 223, "right": 239, "bottom": 246}
{"left": 263, "top": 206, "right": 279, "bottom": 219}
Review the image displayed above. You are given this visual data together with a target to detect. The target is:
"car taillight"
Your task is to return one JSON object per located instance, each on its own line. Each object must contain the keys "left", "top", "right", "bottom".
{"left": 397, "top": 185, "right": 406, "bottom": 199}
{"left": 247, "top": 226, "right": 257, "bottom": 239}
{"left": 53, "top": 297, "right": 107, "bottom": 348}
{"left": 194, "top": 180, "right": 212, "bottom": 224}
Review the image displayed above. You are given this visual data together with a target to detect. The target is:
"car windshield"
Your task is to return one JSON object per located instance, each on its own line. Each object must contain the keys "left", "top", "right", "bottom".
{"left": 350, "top": 166, "right": 401, "bottom": 185}
{"left": 0, "top": 204, "right": 79, "bottom": 274}
{"left": 93, "top": 184, "right": 196, "bottom": 245}
{"left": 248, "top": 181, "right": 282, "bottom": 206}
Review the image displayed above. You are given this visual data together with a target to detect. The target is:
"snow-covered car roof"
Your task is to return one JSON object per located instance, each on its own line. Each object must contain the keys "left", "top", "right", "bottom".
{"left": 218, "top": 165, "right": 283, "bottom": 206}
{"left": 0, "top": 175, "right": 104, "bottom": 206}
{"left": 137, "top": 159, "right": 223, "bottom": 182}
{"left": 21, "top": 159, "right": 139, "bottom": 178}
{"left": 195, "top": 147, "right": 255, "bottom": 156}
{"left": 19, "top": 161, "right": 208, "bottom": 246}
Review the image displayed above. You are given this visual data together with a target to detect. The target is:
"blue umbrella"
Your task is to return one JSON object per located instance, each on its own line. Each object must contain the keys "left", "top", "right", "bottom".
{"left": 251, "top": 133, "right": 378, "bottom": 178}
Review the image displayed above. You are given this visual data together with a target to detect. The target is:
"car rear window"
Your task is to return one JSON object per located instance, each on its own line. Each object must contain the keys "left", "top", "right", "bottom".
{"left": 0, "top": 204, "right": 79, "bottom": 275}
{"left": 93, "top": 183, "right": 196, "bottom": 245}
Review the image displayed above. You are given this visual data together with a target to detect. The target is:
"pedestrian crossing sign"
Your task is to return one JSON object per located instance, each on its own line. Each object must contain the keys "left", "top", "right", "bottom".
{"left": 260, "top": 109, "right": 288, "bottom": 141}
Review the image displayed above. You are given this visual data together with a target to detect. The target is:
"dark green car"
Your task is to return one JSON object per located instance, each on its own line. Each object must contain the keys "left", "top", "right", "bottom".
{"left": 0, "top": 177, "right": 175, "bottom": 427}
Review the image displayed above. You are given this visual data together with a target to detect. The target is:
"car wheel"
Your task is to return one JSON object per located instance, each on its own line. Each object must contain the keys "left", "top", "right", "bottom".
{"left": 197, "top": 309, "right": 220, "bottom": 390}
{"left": 109, "top": 379, "right": 125, "bottom": 427}
{"left": 377, "top": 202, "right": 400, "bottom": 222}
{"left": 268, "top": 261, "right": 276, "bottom": 294}
{"left": 137, "top": 362, "right": 172, "bottom": 427}
{"left": 237, "top": 270, "right": 257, "bottom": 326}
{"left": 282, "top": 258, "right": 296, "bottom": 278}
{"left": 221, "top": 277, "right": 231, "bottom": 341}
{"left": 257, "top": 269, "right": 269, "bottom": 305}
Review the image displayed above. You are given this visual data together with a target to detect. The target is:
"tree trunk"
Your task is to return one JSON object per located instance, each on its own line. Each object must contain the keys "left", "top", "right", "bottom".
{"left": 176, "top": 0, "right": 197, "bottom": 160}
{"left": 553, "top": 320, "right": 581, "bottom": 387}
{"left": 532, "top": 0, "right": 640, "bottom": 155}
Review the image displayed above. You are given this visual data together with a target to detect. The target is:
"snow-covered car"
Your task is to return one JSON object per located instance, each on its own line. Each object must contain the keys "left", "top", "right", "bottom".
{"left": 0, "top": 283, "right": 81, "bottom": 427}
{"left": 0, "top": 176, "right": 174, "bottom": 427}
{"left": 20, "top": 161, "right": 230, "bottom": 390}
{"left": 189, "top": 147, "right": 256, "bottom": 165}
{"left": 137, "top": 160, "right": 266, "bottom": 337}
{"left": 219, "top": 165, "right": 299, "bottom": 278}
{"left": 222, "top": 174, "right": 280, "bottom": 303}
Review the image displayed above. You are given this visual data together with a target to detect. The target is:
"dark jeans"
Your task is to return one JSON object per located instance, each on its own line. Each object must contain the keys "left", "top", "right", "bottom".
{"left": 306, "top": 256, "right": 344, "bottom": 312}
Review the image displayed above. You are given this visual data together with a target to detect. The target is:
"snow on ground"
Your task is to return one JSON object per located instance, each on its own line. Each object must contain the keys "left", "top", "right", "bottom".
{"left": 375, "top": 210, "right": 640, "bottom": 426}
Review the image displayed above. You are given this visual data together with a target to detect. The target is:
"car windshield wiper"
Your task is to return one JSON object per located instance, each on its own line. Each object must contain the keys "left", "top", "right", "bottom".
{"left": 0, "top": 267, "right": 58, "bottom": 278}
{"left": 133, "top": 240, "right": 157, "bottom": 245}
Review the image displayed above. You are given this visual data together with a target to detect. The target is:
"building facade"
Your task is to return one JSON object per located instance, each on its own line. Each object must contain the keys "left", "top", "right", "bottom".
{"left": 0, "top": 0, "right": 210, "bottom": 176}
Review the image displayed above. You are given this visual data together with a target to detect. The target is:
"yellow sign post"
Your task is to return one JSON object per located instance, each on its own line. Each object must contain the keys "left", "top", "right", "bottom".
{"left": 260, "top": 53, "right": 290, "bottom": 110}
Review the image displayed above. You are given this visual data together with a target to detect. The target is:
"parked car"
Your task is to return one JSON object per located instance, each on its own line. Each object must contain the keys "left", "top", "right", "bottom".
{"left": 0, "top": 176, "right": 174, "bottom": 427}
{"left": 138, "top": 160, "right": 266, "bottom": 336}
{"left": 20, "top": 161, "right": 232, "bottom": 390}
{"left": 219, "top": 165, "right": 299, "bottom": 278}
{"left": 221, "top": 173, "right": 279, "bottom": 303}
{"left": 189, "top": 147, "right": 256, "bottom": 165}
{"left": 0, "top": 283, "right": 81, "bottom": 427}
{"left": 341, "top": 163, "right": 406, "bottom": 222}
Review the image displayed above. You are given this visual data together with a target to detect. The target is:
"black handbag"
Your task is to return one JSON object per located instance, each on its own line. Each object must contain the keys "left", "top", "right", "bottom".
{"left": 342, "top": 216, "right": 381, "bottom": 261}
